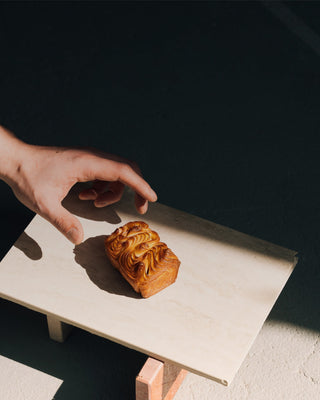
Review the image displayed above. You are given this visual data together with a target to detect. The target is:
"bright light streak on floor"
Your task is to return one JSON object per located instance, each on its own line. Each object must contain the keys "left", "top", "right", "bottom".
{"left": 0, "top": 355, "right": 63, "bottom": 400}
{"left": 175, "top": 320, "right": 320, "bottom": 399}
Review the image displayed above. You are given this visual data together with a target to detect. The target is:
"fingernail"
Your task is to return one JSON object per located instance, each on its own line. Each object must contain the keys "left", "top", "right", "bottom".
{"left": 150, "top": 190, "right": 157, "bottom": 202}
{"left": 95, "top": 201, "right": 108, "bottom": 207}
{"left": 67, "top": 227, "right": 79, "bottom": 244}
{"left": 79, "top": 188, "right": 97, "bottom": 200}
{"left": 139, "top": 204, "right": 148, "bottom": 214}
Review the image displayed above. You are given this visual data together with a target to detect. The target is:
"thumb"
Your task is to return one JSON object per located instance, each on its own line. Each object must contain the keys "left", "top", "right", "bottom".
{"left": 42, "top": 202, "right": 84, "bottom": 245}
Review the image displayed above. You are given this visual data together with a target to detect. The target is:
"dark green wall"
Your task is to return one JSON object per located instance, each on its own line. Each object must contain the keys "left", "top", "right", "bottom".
{"left": 0, "top": 2, "right": 320, "bottom": 398}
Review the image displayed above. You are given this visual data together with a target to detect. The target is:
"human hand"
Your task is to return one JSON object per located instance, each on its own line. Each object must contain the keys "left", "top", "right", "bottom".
{"left": 0, "top": 127, "right": 157, "bottom": 245}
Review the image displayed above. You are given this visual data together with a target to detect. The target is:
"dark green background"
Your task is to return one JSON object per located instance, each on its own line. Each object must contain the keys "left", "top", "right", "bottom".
{"left": 1, "top": 2, "right": 320, "bottom": 398}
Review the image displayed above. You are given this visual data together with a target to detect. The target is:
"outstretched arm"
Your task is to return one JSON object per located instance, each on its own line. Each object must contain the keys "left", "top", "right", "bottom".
{"left": 0, "top": 126, "right": 157, "bottom": 245}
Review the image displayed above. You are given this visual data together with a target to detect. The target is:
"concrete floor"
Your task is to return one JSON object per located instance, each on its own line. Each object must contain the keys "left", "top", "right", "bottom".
{"left": 1, "top": 299, "right": 319, "bottom": 399}
{"left": 1, "top": 1, "right": 320, "bottom": 398}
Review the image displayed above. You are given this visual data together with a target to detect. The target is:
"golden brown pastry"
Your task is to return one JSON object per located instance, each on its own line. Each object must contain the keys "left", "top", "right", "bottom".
{"left": 105, "top": 221, "right": 181, "bottom": 298}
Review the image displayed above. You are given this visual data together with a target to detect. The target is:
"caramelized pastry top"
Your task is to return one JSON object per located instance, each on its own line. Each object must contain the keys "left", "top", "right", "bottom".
{"left": 105, "top": 221, "right": 180, "bottom": 283}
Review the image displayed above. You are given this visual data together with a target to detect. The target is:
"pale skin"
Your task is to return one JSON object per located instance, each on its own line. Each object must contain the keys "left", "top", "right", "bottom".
{"left": 0, "top": 125, "right": 157, "bottom": 245}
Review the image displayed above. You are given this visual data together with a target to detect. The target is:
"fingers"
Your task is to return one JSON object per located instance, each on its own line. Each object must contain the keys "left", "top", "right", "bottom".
{"left": 92, "top": 180, "right": 109, "bottom": 194}
{"left": 94, "top": 181, "right": 125, "bottom": 208}
{"left": 78, "top": 180, "right": 108, "bottom": 200}
{"left": 78, "top": 187, "right": 98, "bottom": 200}
{"left": 40, "top": 201, "right": 84, "bottom": 245}
{"left": 79, "top": 181, "right": 125, "bottom": 207}
{"left": 107, "top": 161, "right": 157, "bottom": 203}
{"left": 135, "top": 193, "right": 148, "bottom": 214}
{"left": 77, "top": 153, "right": 157, "bottom": 212}
{"left": 82, "top": 148, "right": 143, "bottom": 176}
{"left": 79, "top": 179, "right": 150, "bottom": 213}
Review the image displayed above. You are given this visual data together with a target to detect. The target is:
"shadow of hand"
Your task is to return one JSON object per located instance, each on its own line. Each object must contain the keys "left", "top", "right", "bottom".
{"left": 14, "top": 232, "right": 42, "bottom": 260}
{"left": 62, "top": 183, "right": 121, "bottom": 224}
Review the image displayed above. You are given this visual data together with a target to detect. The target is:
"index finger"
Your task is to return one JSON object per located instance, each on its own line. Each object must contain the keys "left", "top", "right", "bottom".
{"left": 81, "top": 158, "right": 157, "bottom": 203}
{"left": 117, "top": 163, "right": 158, "bottom": 202}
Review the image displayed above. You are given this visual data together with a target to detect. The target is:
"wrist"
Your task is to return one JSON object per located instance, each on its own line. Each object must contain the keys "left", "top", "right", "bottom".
{"left": 0, "top": 126, "right": 31, "bottom": 185}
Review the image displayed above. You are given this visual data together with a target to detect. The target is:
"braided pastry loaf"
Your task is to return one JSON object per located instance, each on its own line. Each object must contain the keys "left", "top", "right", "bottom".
{"left": 105, "top": 221, "right": 181, "bottom": 298}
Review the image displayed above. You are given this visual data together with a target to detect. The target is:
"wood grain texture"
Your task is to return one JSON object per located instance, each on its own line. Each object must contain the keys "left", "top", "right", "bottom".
{"left": 0, "top": 185, "right": 297, "bottom": 385}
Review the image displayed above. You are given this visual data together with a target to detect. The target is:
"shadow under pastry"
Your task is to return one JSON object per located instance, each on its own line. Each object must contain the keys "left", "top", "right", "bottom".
{"left": 74, "top": 235, "right": 141, "bottom": 299}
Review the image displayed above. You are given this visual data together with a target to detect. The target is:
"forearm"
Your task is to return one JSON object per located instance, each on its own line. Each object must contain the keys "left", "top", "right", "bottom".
{"left": 0, "top": 126, "right": 29, "bottom": 185}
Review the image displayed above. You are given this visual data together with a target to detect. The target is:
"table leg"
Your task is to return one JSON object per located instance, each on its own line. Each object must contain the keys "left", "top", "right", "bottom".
{"left": 46, "top": 315, "right": 73, "bottom": 343}
{"left": 136, "top": 357, "right": 188, "bottom": 400}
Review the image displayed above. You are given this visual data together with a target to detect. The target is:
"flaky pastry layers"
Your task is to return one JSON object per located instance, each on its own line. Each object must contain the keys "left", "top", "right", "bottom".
{"left": 104, "top": 221, "right": 181, "bottom": 298}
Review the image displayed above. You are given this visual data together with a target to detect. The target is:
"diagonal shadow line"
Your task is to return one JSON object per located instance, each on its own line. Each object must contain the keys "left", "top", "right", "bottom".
{"left": 262, "top": 1, "right": 320, "bottom": 57}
